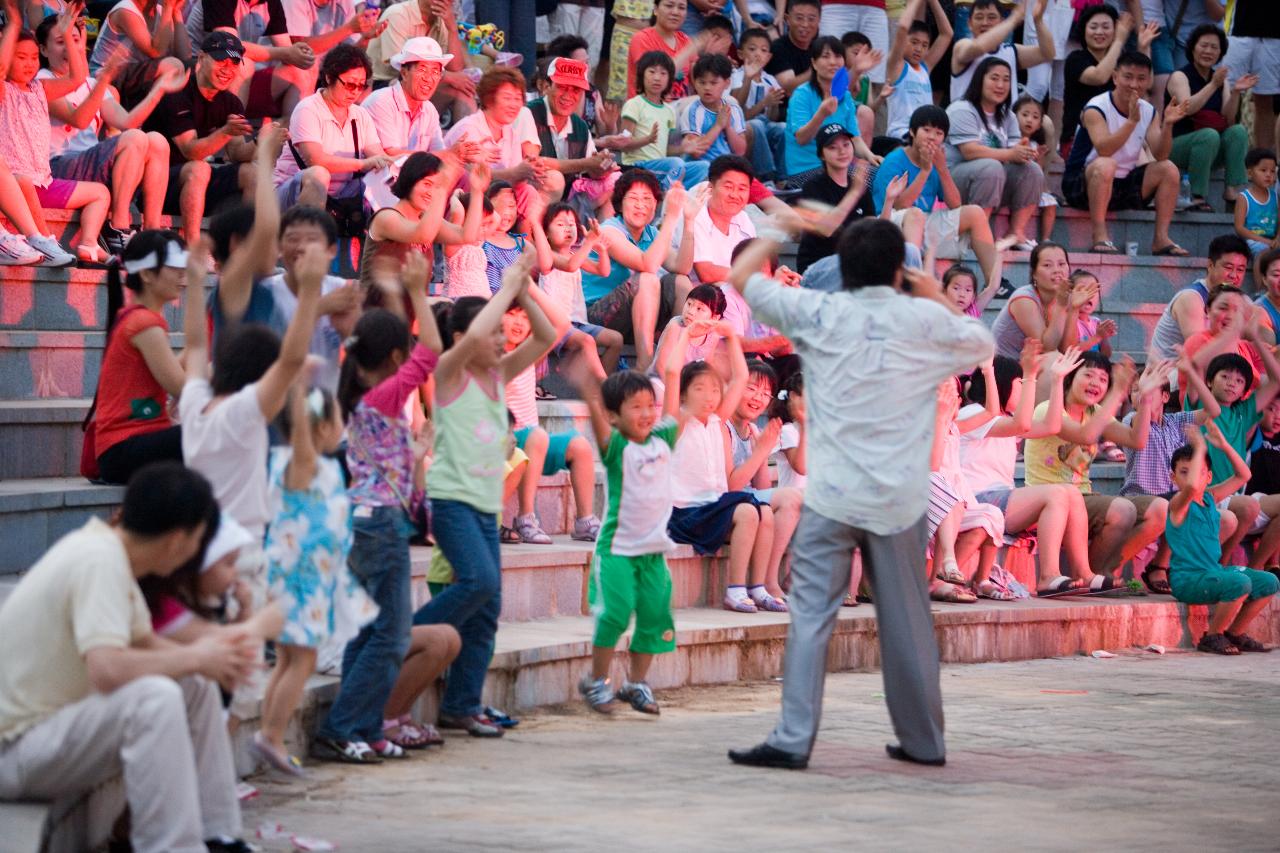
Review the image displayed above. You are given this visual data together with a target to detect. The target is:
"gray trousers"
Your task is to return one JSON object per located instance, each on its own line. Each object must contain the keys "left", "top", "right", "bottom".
{"left": 766, "top": 508, "right": 946, "bottom": 761}
{"left": 950, "top": 157, "right": 1044, "bottom": 213}
{"left": 0, "top": 674, "right": 241, "bottom": 853}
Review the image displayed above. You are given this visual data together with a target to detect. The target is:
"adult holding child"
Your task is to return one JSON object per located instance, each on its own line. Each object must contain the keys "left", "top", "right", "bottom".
{"left": 945, "top": 57, "right": 1045, "bottom": 251}
{"left": 727, "top": 217, "right": 994, "bottom": 771}
{"left": 0, "top": 463, "right": 258, "bottom": 853}
{"left": 1165, "top": 24, "right": 1256, "bottom": 212}
{"left": 582, "top": 170, "right": 698, "bottom": 371}
{"left": 784, "top": 35, "right": 881, "bottom": 185}
{"left": 989, "top": 241, "right": 1095, "bottom": 358}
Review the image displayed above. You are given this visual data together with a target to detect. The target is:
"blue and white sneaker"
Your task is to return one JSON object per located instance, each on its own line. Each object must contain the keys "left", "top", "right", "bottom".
{"left": 616, "top": 680, "right": 660, "bottom": 715}
{"left": 578, "top": 675, "right": 615, "bottom": 713}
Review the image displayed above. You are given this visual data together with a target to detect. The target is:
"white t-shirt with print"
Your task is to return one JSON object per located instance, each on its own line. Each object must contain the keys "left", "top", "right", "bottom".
{"left": 180, "top": 378, "right": 271, "bottom": 537}
{"left": 956, "top": 401, "right": 1018, "bottom": 493}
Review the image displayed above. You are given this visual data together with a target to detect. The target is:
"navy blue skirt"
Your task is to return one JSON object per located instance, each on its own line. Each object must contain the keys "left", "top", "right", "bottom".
{"left": 668, "top": 491, "right": 764, "bottom": 555}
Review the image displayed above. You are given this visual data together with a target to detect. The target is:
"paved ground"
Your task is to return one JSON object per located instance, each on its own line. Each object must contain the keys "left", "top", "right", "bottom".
{"left": 246, "top": 650, "right": 1280, "bottom": 852}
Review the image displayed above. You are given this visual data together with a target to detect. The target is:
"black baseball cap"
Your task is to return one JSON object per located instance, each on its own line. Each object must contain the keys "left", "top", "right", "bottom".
{"left": 816, "top": 123, "right": 854, "bottom": 151}
{"left": 201, "top": 31, "right": 244, "bottom": 63}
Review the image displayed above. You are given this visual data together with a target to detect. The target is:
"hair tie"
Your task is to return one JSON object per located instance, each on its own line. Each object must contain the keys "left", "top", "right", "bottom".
{"left": 343, "top": 335, "right": 359, "bottom": 350}
{"left": 777, "top": 389, "right": 789, "bottom": 401}
{"left": 306, "top": 388, "right": 325, "bottom": 418}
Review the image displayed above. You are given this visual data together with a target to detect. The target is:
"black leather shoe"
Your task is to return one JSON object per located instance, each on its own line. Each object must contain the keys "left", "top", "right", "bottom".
{"left": 885, "top": 743, "right": 945, "bottom": 767}
{"left": 728, "top": 742, "right": 809, "bottom": 770}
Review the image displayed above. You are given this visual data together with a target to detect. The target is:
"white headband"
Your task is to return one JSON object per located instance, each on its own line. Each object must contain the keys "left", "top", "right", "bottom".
{"left": 123, "top": 242, "right": 189, "bottom": 274}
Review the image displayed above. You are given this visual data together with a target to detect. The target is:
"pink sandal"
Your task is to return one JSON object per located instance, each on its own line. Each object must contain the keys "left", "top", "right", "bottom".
{"left": 383, "top": 714, "right": 443, "bottom": 749}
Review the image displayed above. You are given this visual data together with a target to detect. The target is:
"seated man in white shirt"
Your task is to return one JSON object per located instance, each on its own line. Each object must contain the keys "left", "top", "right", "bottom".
{"left": 1062, "top": 50, "right": 1189, "bottom": 256}
{"left": 526, "top": 57, "right": 616, "bottom": 218}
{"left": 691, "top": 154, "right": 757, "bottom": 286}
{"left": 0, "top": 463, "right": 259, "bottom": 853}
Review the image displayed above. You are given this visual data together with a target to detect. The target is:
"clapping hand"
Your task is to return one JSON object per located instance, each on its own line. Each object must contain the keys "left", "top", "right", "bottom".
{"left": 1019, "top": 337, "right": 1044, "bottom": 376}
{"left": 1097, "top": 318, "right": 1118, "bottom": 339}
{"left": 1233, "top": 73, "right": 1260, "bottom": 93}
{"left": 1137, "top": 21, "right": 1161, "bottom": 52}
{"left": 1164, "top": 96, "right": 1190, "bottom": 125}
{"left": 1049, "top": 346, "right": 1085, "bottom": 379}
{"left": 852, "top": 48, "right": 883, "bottom": 75}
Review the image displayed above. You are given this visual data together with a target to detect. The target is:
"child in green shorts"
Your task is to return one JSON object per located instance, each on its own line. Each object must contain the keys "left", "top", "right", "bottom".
{"left": 1166, "top": 421, "right": 1278, "bottom": 655}
{"left": 575, "top": 368, "right": 680, "bottom": 714}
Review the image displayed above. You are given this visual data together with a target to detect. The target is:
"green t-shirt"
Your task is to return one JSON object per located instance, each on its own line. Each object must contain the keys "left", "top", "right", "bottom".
{"left": 597, "top": 416, "right": 679, "bottom": 557}
{"left": 620, "top": 95, "right": 677, "bottom": 165}
{"left": 1167, "top": 492, "right": 1223, "bottom": 572}
{"left": 1192, "top": 398, "right": 1262, "bottom": 485}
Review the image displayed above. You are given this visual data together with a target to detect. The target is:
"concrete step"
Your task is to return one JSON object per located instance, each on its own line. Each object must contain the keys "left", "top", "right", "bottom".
{"left": 232, "top": 595, "right": 1280, "bottom": 771}
{"left": 0, "top": 477, "right": 122, "bottom": 572}
{"left": 993, "top": 207, "right": 1238, "bottom": 262}
{"left": 409, "top": 536, "right": 716, "bottom": 623}
{"left": 0, "top": 329, "right": 184, "bottom": 400}
{"left": 0, "top": 399, "right": 89, "bottom": 480}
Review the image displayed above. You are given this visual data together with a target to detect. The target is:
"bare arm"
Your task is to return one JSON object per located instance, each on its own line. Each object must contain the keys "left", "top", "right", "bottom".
{"left": 217, "top": 125, "right": 284, "bottom": 322}
{"left": 282, "top": 383, "right": 318, "bottom": 492}
{"left": 254, "top": 243, "right": 325, "bottom": 420}
{"left": 924, "top": 0, "right": 953, "bottom": 68}
{"left": 952, "top": 4, "right": 1024, "bottom": 69}
{"left": 500, "top": 279, "right": 561, "bottom": 383}
{"left": 715, "top": 331, "right": 749, "bottom": 421}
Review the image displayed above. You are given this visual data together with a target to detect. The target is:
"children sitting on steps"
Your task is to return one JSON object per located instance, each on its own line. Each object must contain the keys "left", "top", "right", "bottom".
{"left": 574, "top": 368, "right": 680, "bottom": 715}
{"left": 1166, "top": 422, "right": 1277, "bottom": 654}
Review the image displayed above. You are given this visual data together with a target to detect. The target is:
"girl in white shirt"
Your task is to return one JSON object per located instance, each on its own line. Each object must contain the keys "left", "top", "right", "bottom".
{"left": 663, "top": 322, "right": 785, "bottom": 613}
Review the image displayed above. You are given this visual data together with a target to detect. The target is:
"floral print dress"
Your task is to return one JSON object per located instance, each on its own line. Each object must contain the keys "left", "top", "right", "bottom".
{"left": 266, "top": 448, "right": 379, "bottom": 648}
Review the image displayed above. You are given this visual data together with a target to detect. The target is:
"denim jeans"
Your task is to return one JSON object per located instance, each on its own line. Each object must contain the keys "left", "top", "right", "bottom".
{"left": 317, "top": 505, "right": 413, "bottom": 742}
{"left": 476, "top": 0, "right": 537, "bottom": 78}
{"left": 628, "top": 157, "right": 710, "bottom": 190}
{"left": 413, "top": 499, "right": 502, "bottom": 717}
{"left": 746, "top": 117, "right": 787, "bottom": 182}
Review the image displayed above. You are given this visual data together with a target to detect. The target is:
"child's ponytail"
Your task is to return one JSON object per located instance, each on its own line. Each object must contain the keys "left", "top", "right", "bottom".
{"left": 338, "top": 308, "right": 413, "bottom": 418}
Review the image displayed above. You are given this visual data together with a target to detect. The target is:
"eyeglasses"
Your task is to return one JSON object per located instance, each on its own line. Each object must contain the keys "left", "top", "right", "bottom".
{"left": 333, "top": 75, "right": 367, "bottom": 93}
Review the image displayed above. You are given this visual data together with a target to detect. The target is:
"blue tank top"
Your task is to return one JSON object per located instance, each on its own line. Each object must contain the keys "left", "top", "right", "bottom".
{"left": 483, "top": 233, "right": 526, "bottom": 295}
{"left": 1243, "top": 186, "right": 1277, "bottom": 240}
{"left": 581, "top": 217, "right": 658, "bottom": 306}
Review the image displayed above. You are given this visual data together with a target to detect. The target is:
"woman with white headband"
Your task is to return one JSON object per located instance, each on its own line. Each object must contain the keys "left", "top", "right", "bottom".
{"left": 87, "top": 229, "right": 201, "bottom": 484}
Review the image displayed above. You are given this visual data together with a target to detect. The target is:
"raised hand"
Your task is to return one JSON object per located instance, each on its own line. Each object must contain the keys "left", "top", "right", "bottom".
{"left": 1203, "top": 418, "right": 1229, "bottom": 450}
{"left": 1137, "top": 21, "right": 1160, "bottom": 51}
{"left": 818, "top": 95, "right": 840, "bottom": 118}
{"left": 1138, "top": 358, "right": 1173, "bottom": 395}
{"left": 1050, "top": 345, "right": 1084, "bottom": 378}
{"left": 1163, "top": 96, "right": 1189, "bottom": 124}
{"left": 471, "top": 160, "right": 492, "bottom": 194}
{"left": 294, "top": 243, "right": 329, "bottom": 297}
{"left": 1116, "top": 11, "right": 1134, "bottom": 35}
{"left": 1110, "top": 355, "right": 1137, "bottom": 395}
{"left": 853, "top": 48, "right": 883, "bottom": 74}
{"left": 761, "top": 417, "right": 783, "bottom": 447}
{"left": 1097, "top": 318, "right": 1118, "bottom": 339}
{"left": 1069, "top": 278, "right": 1099, "bottom": 310}
{"left": 1183, "top": 421, "right": 1207, "bottom": 450}
{"left": 1020, "top": 337, "right": 1044, "bottom": 376}
{"left": 402, "top": 249, "right": 429, "bottom": 300}
{"left": 883, "top": 172, "right": 909, "bottom": 207}
{"left": 1233, "top": 72, "right": 1260, "bottom": 93}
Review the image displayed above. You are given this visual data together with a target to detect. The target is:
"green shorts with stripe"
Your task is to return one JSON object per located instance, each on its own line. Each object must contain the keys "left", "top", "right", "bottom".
{"left": 589, "top": 551, "right": 677, "bottom": 654}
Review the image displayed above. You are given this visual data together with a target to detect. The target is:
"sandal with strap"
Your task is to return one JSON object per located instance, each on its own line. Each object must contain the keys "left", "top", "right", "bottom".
{"left": 976, "top": 580, "right": 1019, "bottom": 601}
{"left": 751, "top": 592, "right": 789, "bottom": 612}
{"left": 1224, "top": 631, "right": 1270, "bottom": 653}
{"left": 935, "top": 559, "right": 966, "bottom": 585}
{"left": 368, "top": 738, "right": 409, "bottom": 759}
{"left": 499, "top": 525, "right": 521, "bottom": 544}
{"left": 930, "top": 581, "right": 977, "bottom": 603}
{"left": 1091, "top": 240, "right": 1120, "bottom": 254}
{"left": 310, "top": 736, "right": 382, "bottom": 765}
{"left": 1141, "top": 566, "right": 1172, "bottom": 595}
{"left": 841, "top": 593, "right": 859, "bottom": 607}
{"left": 383, "top": 715, "right": 434, "bottom": 749}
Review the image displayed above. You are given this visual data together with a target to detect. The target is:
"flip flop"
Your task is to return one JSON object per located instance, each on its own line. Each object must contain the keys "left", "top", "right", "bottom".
{"left": 1184, "top": 199, "right": 1215, "bottom": 213}
{"left": 930, "top": 581, "right": 977, "bottom": 603}
{"left": 252, "top": 731, "right": 306, "bottom": 776}
{"left": 842, "top": 594, "right": 860, "bottom": 607}
{"left": 1036, "top": 575, "right": 1088, "bottom": 598}
{"left": 1152, "top": 242, "right": 1190, "bottom": 257}
{"left": 976, "top": 580, "right": 1019, "bottom": 601}
{"left": 1091, "top": 240, "right": 1120, "bottom": 254}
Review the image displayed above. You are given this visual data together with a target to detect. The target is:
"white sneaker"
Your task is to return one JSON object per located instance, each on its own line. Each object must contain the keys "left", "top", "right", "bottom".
{"left": 25, "top": 234, "right": 76, "bottom": 268}
{"left": 0, "top": 231, "right": 42, "bottom": 265}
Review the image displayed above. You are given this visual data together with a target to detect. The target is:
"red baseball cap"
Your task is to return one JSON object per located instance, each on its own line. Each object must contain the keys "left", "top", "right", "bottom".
{"left": 548, "top": 57, "right": 590, "bottom": 90}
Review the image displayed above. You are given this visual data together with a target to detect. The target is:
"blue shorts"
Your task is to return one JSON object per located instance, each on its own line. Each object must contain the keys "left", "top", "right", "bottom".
{"left": 668, "top": 491, "right": 763, "bottom": 556}
{"left": 50, "top": 135, "right": 122, "bottom": 185}
{"left": 1149, "top": 28, "right": 1176, "bottom": 77}
{"left": 514, "top": 427, "right": 579, "bottom": 476}
{"left": 554, "top": 321, "right": 609, "bottom": 354}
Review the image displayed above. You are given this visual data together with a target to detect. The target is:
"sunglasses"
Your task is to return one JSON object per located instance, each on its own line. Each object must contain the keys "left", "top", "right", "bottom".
{"left": 333, "top": 75, "right": 367, "bottom": 93}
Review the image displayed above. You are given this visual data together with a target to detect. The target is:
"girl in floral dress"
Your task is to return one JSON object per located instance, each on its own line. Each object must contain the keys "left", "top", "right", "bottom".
{"left": 254, "top": 382, "right": 378, "bottom": 776}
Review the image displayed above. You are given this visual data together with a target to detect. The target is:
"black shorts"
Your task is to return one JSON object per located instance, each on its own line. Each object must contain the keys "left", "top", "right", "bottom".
{"left": 1063, "top": 163, "right": 1151, "bottom": 211}
{"left": 163, "top": 162, "right": 244, "bottom": 215}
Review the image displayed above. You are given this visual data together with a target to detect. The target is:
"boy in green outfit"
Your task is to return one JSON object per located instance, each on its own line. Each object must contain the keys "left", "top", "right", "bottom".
{"left": 575, "top": 369, "right": 679, "bottom": 715}
{"left": 1166, "top": 422, "right": 1277, "bottom": 655}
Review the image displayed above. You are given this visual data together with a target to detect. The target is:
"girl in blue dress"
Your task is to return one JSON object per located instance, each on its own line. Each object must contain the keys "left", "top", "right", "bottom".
{"left": 254, "top": 382, "right": 378, "bottom": 776}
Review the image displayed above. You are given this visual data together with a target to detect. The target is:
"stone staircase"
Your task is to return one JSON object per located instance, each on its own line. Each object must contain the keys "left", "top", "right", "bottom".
{"left": 2, "top": 200, "right": 1276, "bottom": 783}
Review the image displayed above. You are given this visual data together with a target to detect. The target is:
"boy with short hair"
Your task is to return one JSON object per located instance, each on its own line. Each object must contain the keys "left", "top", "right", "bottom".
{"left": 1233, "top": 147, "right": 1278, "bottom": 284}
{"left": 732, "top": 27, "right": 788, "bottom": 182}
{"left": 679, "top": 53, "right": 748, "bottom": 166}
{"left": 870, "top": 104, "right": 1000, "bottom": 294}
{"left": 840, "top": 30, "right": 883, "bottom": 142}
{"left": 1167, "top": 423, "right": 1278, "bottom": 655}
{"left": 883, "top": 0, "right": 953, "bottom": 142}
{"left": 576, "top": 369, "right": 680, "bottom": 715}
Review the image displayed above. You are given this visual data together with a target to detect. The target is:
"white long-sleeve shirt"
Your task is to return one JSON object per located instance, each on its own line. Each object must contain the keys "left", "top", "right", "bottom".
{"left": 744, "top": 274, "right": 995, "bottom": 534}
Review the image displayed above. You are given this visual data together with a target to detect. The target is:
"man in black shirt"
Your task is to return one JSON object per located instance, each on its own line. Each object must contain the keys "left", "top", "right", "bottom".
{"left": 144, "top": 32, "right": 258, "bottom": 244}
{"left": 766, "top": 0, "right": 820, "bottom": 95}
{"left": 1223, "top": 0, "right": 1280, "bottom": 150}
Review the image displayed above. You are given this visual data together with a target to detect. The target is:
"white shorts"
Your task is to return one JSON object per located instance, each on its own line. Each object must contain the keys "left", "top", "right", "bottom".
{"left": 890, "top": 206, "right": 972, "bottom": 259}
{"left": 1225, "top": 36, "right": 1280, "bottom": 95}
{"left": 820, "top": 5, "right": 890, "bottom": 84}
{"left": 1249, "top": 492, "right": 1274, "bottom": 535}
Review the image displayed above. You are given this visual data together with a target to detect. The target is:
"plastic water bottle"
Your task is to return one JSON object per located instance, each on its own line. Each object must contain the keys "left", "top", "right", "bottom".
{"left": 1177, "top": 174, "right": 1192, "bottom": 210}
